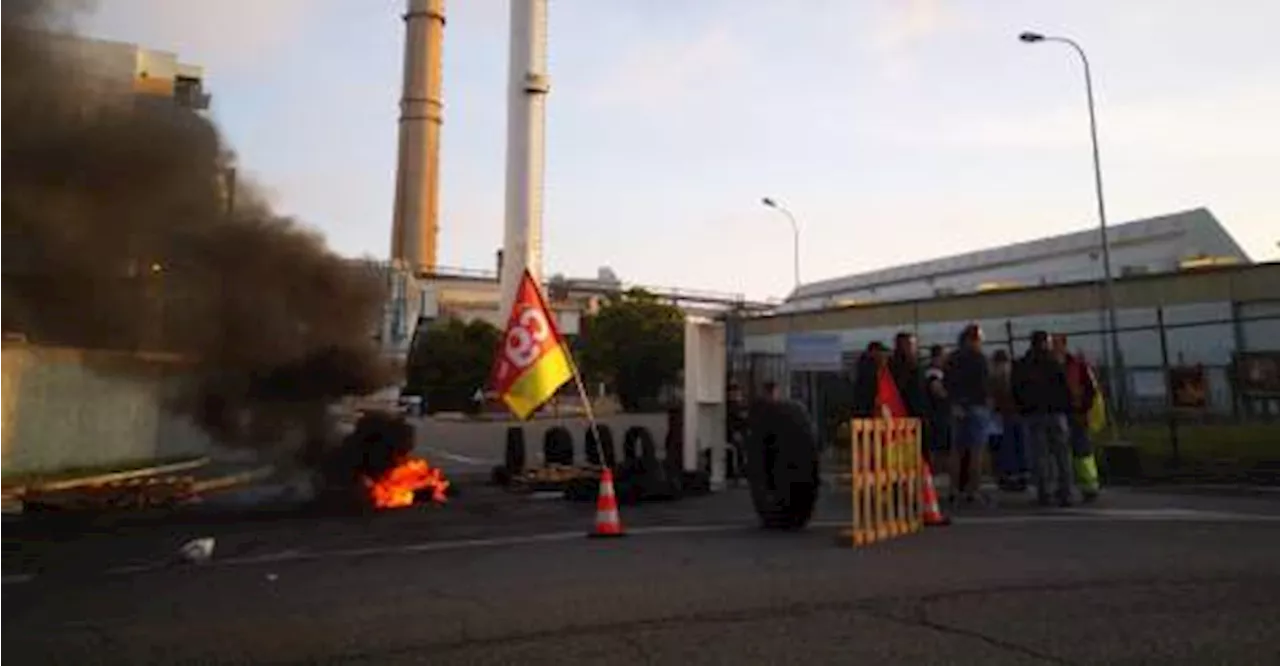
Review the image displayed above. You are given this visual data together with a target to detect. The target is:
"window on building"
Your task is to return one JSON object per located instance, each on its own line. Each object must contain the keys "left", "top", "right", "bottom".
{"left": 174, "top": 76, "right": 210, "bottom": 110}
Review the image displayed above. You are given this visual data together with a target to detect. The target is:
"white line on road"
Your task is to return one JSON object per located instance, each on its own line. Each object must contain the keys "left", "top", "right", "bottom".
{"left": 19, "top": 507, "right": 1277, "bottom": 583}
{"left": 899, "top": 508, "right": 1280, "bottom": 525}
{"left": 3, "top": 574, "right": 35, "bottom": 585}
{"left": 419, "top": 447, "right": 499, "bottom": 466}
{"left": 1163, "top": 484, "right": 1280, "bottom": 495}
{"left": 195, "top": 509, "right": 1280, "bottom": 570}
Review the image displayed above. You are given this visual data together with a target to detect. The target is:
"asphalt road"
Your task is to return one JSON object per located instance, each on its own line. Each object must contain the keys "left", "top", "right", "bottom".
{"left": 5, "top": 487, "right": 1280, "bottom": 665}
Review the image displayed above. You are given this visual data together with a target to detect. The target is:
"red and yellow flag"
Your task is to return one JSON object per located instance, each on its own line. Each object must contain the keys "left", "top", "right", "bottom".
{"left": 490, "top": 270, "right": 574, "bottom": 420}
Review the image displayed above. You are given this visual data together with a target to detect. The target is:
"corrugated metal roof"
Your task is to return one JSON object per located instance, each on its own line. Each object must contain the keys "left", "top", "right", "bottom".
{"left": 791, "top": 208, "right": 1241, "bottom": 301}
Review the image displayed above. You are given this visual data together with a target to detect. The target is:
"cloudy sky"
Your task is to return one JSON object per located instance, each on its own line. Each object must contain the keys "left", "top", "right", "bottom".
{"left": 86, "top": 0, "right": 1278, "bottom": 300}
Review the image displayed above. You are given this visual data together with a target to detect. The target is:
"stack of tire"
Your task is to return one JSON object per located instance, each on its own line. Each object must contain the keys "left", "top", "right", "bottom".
{"left": 744, "top": 399, "right": 820, "bottom": 530}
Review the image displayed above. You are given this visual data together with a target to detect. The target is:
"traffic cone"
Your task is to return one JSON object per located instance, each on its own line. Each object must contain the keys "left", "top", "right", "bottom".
{"left": 921, "top": 461, "right": 951, "bottom": 527}
{"left": 589, "top": 467, "right": 626, "bottom": 538}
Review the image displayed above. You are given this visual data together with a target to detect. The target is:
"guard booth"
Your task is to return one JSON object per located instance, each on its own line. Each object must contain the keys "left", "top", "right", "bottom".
{"left": 683, "top": 316, "right": 727, "bottom": 489}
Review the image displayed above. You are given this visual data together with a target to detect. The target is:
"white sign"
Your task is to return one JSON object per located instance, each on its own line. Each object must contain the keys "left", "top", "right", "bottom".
{"left": 786, "top": 333, "right": 843, "bottom": 372}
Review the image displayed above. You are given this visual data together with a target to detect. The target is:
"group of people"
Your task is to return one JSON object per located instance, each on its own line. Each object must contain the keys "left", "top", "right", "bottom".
{"left": 854, "top": 323, "right": 1104, "bottom": 508}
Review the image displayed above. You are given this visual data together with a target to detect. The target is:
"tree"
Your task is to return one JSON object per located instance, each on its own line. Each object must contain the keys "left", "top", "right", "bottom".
{"left": 578, "top": 288, "right": 683, "bottom": 411}
{"left": 404, "top": 318, "right": 501, "bottom": 414}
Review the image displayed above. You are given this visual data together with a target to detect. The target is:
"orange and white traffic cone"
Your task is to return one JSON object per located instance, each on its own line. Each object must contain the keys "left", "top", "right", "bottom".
{"left": 921, "top": 461, "right": 951, "bottom": 527}
{"left": 589, "top": 467, "right": 626, "bottom": 538}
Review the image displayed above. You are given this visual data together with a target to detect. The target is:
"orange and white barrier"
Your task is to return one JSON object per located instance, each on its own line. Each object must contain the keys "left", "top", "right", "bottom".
{"left": 844, "top": 418, "right": 924, "bottom": 546}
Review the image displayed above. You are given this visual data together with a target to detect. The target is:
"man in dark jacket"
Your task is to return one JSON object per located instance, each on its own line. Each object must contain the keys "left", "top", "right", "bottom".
{"left": 1013, "top": 331, "right": 1074, "bottom": 506}
{"left": 924, "top": 344, "right": 950, "bottom": 467}
{"left": 890, "top": 332, "right": 927, "bottom": 419}
{"left": 851, "top": 341, "right": 889, "bottom": 417}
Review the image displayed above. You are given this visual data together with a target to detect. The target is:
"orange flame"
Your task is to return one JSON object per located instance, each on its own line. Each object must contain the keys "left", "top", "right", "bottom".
{"left": 363, "top": 458, "right": 450, "bottom": 509}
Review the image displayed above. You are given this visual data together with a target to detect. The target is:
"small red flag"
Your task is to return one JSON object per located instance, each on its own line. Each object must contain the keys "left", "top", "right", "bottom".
{"left": 874, "top": 365, "right": 908, "bottom": 419}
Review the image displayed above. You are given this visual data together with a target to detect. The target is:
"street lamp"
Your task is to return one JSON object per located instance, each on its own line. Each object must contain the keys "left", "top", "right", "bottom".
{"left": 1020, "top": 30, "right": 1124, "bottom": 436}
{"left": 761, "top": 197, "right": 801, "bottom": 291}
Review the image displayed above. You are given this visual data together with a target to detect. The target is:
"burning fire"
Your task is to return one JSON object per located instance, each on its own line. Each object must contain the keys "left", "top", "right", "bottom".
{"left": 363, "top": 458, "right": 450, "bottom": 509}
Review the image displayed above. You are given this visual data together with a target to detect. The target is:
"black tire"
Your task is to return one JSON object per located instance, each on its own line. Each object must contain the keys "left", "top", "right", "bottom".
{"left": 584, "top": 425, "right": 616, "bottom": 467}
{"left": 596, "top": 425, "right": 617, "bottom": 468}
{"left": 745, "top": 400, "right": 820, "bottom": 530}
{"left": 543, "top": 427, "right": 574, "bottom": 466}
{"left": 504, "top": 427, "right": 527, "bottom": 474}
{"left": 622, "top": 426, "right": 654, "bottom": 465}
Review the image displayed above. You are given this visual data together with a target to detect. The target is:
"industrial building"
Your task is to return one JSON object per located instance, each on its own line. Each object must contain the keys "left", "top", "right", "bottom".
{"left": 46, "top": 33, "right": 210, "bottom": 111}
{"left": 374, "top": 0, "right": 766, "bottom": 367}
{"left": 365, "top": 259, "right": 767, "bottom": 365}
{"left": 784, "top": 208, "right": 1249, "bottom": 312}
{"left": 735, "top": 208, "right": 1280, "bottom": 426}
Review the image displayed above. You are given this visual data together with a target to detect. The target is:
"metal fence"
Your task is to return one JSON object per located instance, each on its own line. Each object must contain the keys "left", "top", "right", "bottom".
{"left": 956, "top": 304, "right": 1280, "bottom": 424}
{"left": 735, "top": 301, "right": 1280, "bottom": 454}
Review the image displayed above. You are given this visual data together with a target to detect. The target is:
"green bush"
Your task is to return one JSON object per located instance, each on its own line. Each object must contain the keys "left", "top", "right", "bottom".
{"left": 404, "top": 318, "right": 501, "bottom": 414}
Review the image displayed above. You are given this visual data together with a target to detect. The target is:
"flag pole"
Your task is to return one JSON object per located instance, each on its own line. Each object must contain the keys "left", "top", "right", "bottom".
{"left": 561, "top": 342, "right": 603, "bottom": 462}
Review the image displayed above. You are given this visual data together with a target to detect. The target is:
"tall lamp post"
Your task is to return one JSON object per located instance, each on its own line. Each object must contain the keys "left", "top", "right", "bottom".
{"left": 761, "top": 197, "right": 801, "bottom": 291}
{"left": 761, "top": 197, "right": 803, "bottom": 404}
{"left": 1019, "top": 31, "right": 1124, "bottom": 439}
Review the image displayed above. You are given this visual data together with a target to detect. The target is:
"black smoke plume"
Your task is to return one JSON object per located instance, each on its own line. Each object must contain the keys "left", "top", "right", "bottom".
{"left": 2, "top": 1, "right": 392, "bottom": 459}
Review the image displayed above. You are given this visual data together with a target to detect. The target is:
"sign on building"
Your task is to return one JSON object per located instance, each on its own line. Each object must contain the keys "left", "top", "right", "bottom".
{"left": 785, "top": 333, "right": 843, "bottom": 372}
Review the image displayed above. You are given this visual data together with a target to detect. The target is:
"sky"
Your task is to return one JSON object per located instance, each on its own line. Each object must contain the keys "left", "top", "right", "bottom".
{"left": 84, "top": 0, "right": 1279, "bottom": 301}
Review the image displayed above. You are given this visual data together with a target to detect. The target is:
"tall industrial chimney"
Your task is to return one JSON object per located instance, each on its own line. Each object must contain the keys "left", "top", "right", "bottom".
{"left": 390, "top": 0, "right": 445, "bottom": 274}
{"left": 498, "top": 0, "right": 550, "bottom": 317}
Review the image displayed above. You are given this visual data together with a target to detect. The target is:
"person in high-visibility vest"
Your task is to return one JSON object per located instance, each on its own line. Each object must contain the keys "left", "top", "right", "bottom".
{"left": 1053, "top": 334, "right": 1101, "bottom": 502}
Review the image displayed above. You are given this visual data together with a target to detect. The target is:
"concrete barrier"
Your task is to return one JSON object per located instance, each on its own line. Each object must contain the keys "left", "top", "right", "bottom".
{"left": 2, "top": 343, "right": 213, "bottom": 477}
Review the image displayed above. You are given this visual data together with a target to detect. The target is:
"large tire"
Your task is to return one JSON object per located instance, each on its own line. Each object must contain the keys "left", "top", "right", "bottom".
{"left": 584, "top": 425, "right": 616, "bottom": 468}
{"left": 621, "top": 426, "right": 651, "bottom": 465}
{"left": 504, "top": 427, "right": 527, "bottom": 474}
{"left": 745, "top": 400, "right": 820, "bottom": 530}
{"left": 543, "top": 427, "right": 574, "bottom": 466}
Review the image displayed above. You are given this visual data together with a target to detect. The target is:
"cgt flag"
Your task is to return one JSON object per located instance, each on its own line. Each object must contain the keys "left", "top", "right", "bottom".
{"left": 490, "top": 270, "right": 574, "bottom": 420}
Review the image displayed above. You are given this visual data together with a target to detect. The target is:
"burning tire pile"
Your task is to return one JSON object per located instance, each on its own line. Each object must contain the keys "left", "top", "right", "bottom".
{"left": 320, "top": 411, "right": 450, "bottom": 510}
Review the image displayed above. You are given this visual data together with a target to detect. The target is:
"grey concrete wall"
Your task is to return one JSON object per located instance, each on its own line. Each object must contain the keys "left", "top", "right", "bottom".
{"left": 2, "top": 344, "right": 212, "bottom": 477}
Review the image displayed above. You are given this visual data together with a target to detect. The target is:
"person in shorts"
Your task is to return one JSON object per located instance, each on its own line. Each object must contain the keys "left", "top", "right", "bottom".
{"left": 944, "top": 324, "right": 991, "bottom": 504}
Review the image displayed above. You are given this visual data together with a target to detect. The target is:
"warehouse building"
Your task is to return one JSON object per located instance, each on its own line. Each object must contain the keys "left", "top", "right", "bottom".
{"left": 741, "top": 210, "right": 1276, "bottom": 423}
{"left": 784, "top": 208, "right": 1248, "bottom": 312}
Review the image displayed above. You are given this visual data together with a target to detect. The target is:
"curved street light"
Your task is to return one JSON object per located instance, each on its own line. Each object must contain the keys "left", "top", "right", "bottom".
{"left": 1020, "top": 30, "right": 1124, "bottom": 439}
{"left": 761, "top": 197, "right": 801, "bottom": 291}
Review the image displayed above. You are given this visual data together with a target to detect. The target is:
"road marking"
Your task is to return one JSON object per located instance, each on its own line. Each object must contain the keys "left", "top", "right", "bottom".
{"left": 182, "top": 525, "right": 757, "bottom": 571}
{"left": 906, "top": 508, "right": 1280, "bottom": 525}
{"left": 3, "top": 574, "right": 35, "bottom": 585}
{"left": 1162, "top": 484, "right": 1280, "bottom": 495}
{"left": 419, "top": 447, "right": 499, "bottom": 466}
{"left": 106, "top": 563, "right": 162, "bottom": 575}
{"left": 24, "top": 507, "right": 1273, "bottom": 583}
{"left": 204, "top": 510, "right": 1279, "bottom": 569}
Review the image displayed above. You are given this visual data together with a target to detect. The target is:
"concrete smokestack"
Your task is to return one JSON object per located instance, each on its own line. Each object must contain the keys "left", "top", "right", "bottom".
{"left": 498, "top": 0, "right": 550, "bottom": 317}
{"left": 390, "top": 0, "right": 445, "bottom": 274}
